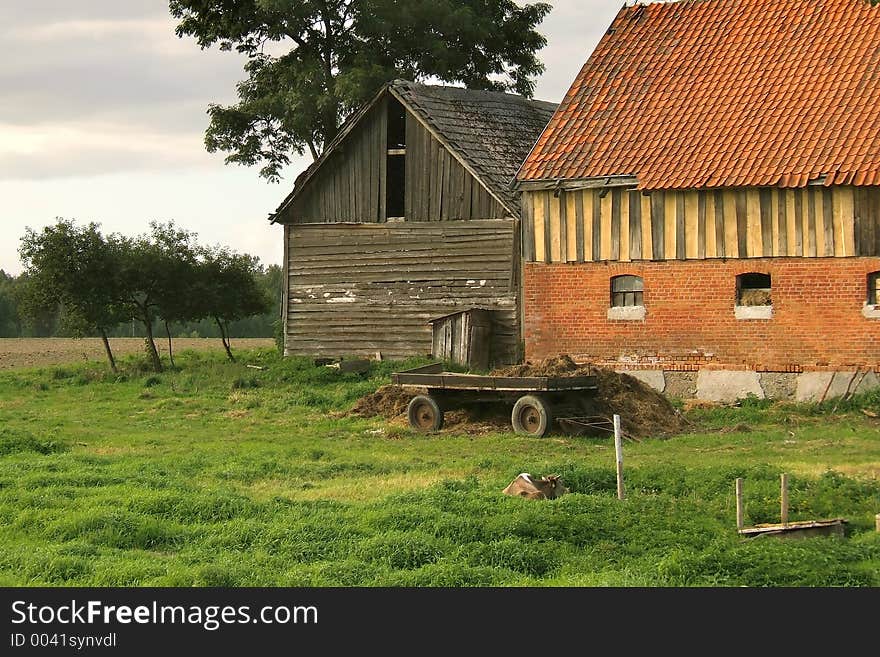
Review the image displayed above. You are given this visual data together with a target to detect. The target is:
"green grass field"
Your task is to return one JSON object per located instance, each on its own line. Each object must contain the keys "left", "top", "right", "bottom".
{"left": 1, "top": 348, "right": 878, "bottom": 586}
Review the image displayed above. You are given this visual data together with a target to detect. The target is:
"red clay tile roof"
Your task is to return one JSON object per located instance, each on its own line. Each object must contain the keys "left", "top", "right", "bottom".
{"left": 518, "top": 0, "right": 880, "bottom": 189}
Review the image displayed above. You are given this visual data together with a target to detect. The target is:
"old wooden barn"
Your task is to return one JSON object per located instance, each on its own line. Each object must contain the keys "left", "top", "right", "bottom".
{"left": 515, "top": 0, "right": 880, "bottom": 401}
{"left": 272, "top": 79, "right": 556, "bottom": 365}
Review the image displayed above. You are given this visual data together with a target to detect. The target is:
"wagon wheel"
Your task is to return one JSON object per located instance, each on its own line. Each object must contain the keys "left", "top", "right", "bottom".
{"left": 406, "top": 394, "right": 444, "bottom": 432}
{"left": 511, "top": 394, "right": 552, "bottom": 437}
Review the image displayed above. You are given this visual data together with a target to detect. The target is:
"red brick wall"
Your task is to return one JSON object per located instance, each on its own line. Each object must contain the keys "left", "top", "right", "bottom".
{"left": 523, "top": 258, "right": 880, "bottom": 371}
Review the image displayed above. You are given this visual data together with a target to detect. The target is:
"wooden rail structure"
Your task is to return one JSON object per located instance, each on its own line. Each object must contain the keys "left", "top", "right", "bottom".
{"left": 735, "top": 475, "right": 847, "bottom": 538}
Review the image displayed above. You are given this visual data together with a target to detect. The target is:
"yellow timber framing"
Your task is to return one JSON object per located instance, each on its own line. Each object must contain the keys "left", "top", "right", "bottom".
{"left": 520, "top": 186, "right": 875, "bottom": 262}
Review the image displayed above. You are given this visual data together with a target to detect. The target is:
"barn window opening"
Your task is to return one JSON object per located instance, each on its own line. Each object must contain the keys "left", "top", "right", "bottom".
{"left": 385, "top": 98, "right": 406, "bottom": 219}
{"left": 610, "top": 275, "right": 644, "bottom": 307}
{"left": 735, "top": 272, "right": 772, "bottom": 319}
{"left": 867, "top": 272, "right": 880, "bottom": 306}
{"left": 736, "top": 273, "right": 771, "bottom": 306}
{"left": 387, "top": 98, "right": 406, "bottom": 150}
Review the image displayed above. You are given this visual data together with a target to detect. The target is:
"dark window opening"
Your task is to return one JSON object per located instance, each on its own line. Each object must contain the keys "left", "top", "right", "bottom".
{"left": 611, "top": 275, "right": 644, "bottom": 307}
{"left": 385, "top": 98, "right": 406, "bottom": 219}
{"left": 386, "top": 154, "right": 405, "bottom": 219}
{"left": 737, "top": 272, "right": 771, "bottom": 306}
{"left": 387, "top": 98, "right": 406, "bottom": 150}
{"left": 868, "top": 272, "right": 880, "bottom": 306}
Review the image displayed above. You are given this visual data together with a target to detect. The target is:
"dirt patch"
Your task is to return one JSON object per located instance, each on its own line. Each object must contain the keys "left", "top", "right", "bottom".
{"left": 491, "top": 354, "right": 586, "bottom": 378}
{"left": 682, "top": 399, "right": 724, "bottom": 412}
{"left": 588, "top": 367, "right": 688, "bottom": 439}
{"left": 347, "top": 385, "right": 512, "bottom": 435}
{"left": 492, "top": 354, "right": 686, "bottom": 438}
{"left": 440, "top": 405, "right": 513, "bottom": 435}
{"left": 348, "top": 385, "right": 420, "bottom": 420}
{"left": 349, "top": 354, "right": 688, "bottom": 439}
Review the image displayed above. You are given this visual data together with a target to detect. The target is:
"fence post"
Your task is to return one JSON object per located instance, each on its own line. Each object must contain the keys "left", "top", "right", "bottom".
{"left": 780, "top": 473, "right": 789, "bottom": 526}
{"left": 613, "top": 414, "right": 625, "bottom": 500}
{"left": 735, "top": 478, "right": 744, "bottom": 531}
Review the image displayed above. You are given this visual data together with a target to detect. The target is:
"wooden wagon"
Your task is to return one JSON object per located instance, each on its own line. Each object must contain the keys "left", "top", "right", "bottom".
{"left": 390, "top": 363, "right": 598, "bottom": 436}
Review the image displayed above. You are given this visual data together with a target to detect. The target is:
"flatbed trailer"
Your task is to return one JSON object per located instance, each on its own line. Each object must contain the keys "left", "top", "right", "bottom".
{"left": 390, "top": 363, "right": 598, "bottom": 436}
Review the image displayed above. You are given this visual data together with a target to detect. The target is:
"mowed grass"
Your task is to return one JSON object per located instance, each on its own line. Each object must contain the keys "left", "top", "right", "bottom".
{"left": 0, "top": 348, "right": 878, "bottom": 587}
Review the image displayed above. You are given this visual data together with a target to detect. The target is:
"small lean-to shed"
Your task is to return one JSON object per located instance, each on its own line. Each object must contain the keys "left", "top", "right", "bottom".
{"left": 271, "top": 79, "right": 557, "bottom": 365}
{"left": 429, "top": 308, "right": 493, "bottom": 371}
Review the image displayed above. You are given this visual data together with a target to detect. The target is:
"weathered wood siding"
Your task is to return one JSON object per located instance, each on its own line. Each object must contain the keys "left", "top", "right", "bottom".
{"left": 286, "top": 220, "right": 519, "bottom": 363}
{"left": 404, "top": 113, "right": 508, "bottom": 221}
{"left": 291, "top": 100, "right": 388, "bottom": 223}
{"left": 430, "top": 309, "right": 492, "bottom": 371}
{"left": 289, "top": 98, "right": 509, "bottom": 223}
{"left": 522, "top": 186, "right": 880, "bottom": 262}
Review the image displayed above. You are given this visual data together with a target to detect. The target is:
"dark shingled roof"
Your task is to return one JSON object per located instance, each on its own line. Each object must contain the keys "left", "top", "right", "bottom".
{"left": 274, "top": 80, "right": 557, "bottom": 220}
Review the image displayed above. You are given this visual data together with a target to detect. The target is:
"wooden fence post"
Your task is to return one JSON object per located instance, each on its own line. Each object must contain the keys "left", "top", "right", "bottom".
{"left": 735, "top": 478, "right": 744, "bottom": 530}
{"left": 781, "top": 473, "right": 789, "bottom": 525}
{"left": 613, "top": 414, "right": 625, "bottom": 500}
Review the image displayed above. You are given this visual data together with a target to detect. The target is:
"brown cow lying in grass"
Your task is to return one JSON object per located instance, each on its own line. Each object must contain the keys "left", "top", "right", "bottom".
{"left": 502, "top": 473, "right": 568, "bottom": 500}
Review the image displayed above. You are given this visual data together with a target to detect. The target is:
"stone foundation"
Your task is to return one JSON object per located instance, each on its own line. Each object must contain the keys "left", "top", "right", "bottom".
{"left": 614, "top": 368, "right": 880, "bottom": 402}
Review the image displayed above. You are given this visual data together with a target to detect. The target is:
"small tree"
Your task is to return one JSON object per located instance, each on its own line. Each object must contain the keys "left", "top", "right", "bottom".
{"left": 261, "top": 263, "right": 284, "bottom": 353}
{"left": 18, "top": 220, "right": 127, "bottom": 371}
{"left": 150, "top": 222, "right": 202, "bottom": 368}
{"left": 112, "top": 221, "right": 192, "bottom": 372}
{"left": 12, "top": 272, "right": 59, "bottom": 338}
{"left": 0, "top": 271, "right": 22, "bottom": 338}
{"left": 197, "top": 247, "right": 271, "bottom": 361}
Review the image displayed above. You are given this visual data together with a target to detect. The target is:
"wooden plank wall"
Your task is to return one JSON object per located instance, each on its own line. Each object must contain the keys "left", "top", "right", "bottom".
{"left": 286, "top": 220, "right": 519, "bottom": 362}
{"left": 289, "top": 97, "right": 509, "bottom": 223}
{"left": 405, "top": 114, "right": 508, "bottom": 221}
{"left": 522, "top": 186, "right": 880, "bottom": 262}
{"left": 291, "top": 99, "right": 387, "bottom": 223}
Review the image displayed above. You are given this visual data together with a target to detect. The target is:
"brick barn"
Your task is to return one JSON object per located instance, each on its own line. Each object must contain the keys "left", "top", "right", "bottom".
{"left": 514, "top": 0, "right": 880, "bottom": 401}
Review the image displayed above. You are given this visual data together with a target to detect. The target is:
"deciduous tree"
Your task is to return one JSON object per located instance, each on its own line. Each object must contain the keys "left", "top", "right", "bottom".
{"left": 0, "top": 271, "right": 22, "bottom": 338}
{"left": 170, "top": 0, "right": 551, "bottom": 180}
{"left": 111, "top": 222, "right": 201, "bottom": 373}
{"left": 18, "top": 220, "right": 127, "bottom": 371}
{"left": 196, "top": 247, "right": 271, "bottom": 361}
{"left": 150, "top": 222, "right": 202, "bottom": 368}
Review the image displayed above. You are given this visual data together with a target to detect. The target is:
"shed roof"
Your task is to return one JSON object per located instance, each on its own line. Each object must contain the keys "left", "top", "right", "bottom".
{"left": 517, "top": 0, "right": 880, "bottom": 190}
{"left": 273, "top": 79, "right": 557, "bottom": 220}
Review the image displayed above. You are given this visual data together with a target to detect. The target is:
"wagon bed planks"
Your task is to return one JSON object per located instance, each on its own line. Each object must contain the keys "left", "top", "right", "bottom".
{"left": 391, "top": 366, "right": 597, "bottom": 392}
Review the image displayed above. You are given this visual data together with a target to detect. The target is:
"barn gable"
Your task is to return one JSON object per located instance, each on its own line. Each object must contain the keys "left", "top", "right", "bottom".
{"left": 273, "top": 80, "right": 557, "bottom": 365}
{"left": 273, "top": 80, "right": 556, "bottom": 225}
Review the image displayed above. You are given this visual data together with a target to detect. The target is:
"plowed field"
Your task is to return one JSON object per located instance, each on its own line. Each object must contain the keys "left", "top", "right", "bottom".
{"left": 0, "top": 338, "right": 275, "bottom": 370}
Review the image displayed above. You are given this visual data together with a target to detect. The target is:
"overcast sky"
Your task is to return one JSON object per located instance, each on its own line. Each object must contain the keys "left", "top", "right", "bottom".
{"left": 0, "top": 0, "right": 624, "bottom": 275}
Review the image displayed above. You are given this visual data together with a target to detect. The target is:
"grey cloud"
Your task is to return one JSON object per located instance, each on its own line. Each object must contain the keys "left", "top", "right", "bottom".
{"left": 1, "top": 92, "right": 215, "bottom": 136}
{"left": 0, "top": 1, "right": 166, "bottom": 29}
{"left": 0, "top": 3, "right": 251, "bottom": 177}
{"left": 0, "top": 18, "right": 248, "bottom": 126}
{"left": 0, "top": 142, "right": 211, "bottom": 181}
{"left": 0, "top": 57, "right": 242, "bottom": 126}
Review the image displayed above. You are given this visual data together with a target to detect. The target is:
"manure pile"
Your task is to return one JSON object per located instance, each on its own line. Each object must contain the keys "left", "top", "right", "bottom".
{"left": 349, "top": 355, "right": 686, "bottom": 438}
